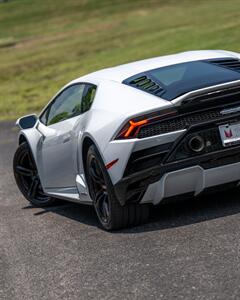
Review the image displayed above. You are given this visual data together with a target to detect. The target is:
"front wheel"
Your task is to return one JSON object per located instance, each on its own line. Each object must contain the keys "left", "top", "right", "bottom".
{"left": 86, "top": 145, "right": 150, "bottom": 230}
{"left": 13, "top": 142, "right": 55, "bottom": 207}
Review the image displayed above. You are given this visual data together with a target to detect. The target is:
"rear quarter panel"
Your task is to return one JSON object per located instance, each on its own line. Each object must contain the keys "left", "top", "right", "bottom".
{"left": 80, "top": 80, "right": 173, "bottom": 183}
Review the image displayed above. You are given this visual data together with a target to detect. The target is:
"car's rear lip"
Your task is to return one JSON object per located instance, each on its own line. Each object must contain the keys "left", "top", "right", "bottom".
{"left": 140, "top": 162, "right": 240, "bottom": 205}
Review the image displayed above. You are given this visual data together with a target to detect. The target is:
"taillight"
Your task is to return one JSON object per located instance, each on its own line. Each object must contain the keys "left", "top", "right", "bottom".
{"left": 116, "top": 108, "right": 177, "bottom": 139}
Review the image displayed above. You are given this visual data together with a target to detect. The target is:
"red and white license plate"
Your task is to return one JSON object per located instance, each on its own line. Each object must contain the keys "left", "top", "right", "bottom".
{"left": 219, "top": 123, "right": 240, "bottom": 147}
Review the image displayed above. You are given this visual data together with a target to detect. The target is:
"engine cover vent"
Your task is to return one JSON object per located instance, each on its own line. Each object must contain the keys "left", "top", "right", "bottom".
{"left": 209, "top": 58, "right": 240, "bottom": 72}
{"left": 126, "top": 75, "right": 165, "bottom": 96}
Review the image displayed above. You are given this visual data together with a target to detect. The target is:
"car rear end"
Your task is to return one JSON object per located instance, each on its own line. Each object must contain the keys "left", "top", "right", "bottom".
{"left": 110, "top": 57, "right": 240, "bottom": 205}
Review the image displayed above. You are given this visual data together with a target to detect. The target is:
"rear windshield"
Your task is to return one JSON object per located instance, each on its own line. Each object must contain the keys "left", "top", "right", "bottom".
{"left": 125, "top": 60, "right": 240, "bottom": 100}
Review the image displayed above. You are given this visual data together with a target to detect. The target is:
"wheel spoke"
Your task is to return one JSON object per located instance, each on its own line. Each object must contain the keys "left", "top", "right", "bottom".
{"left": 92, "top": 159, "right": 102, "bottom": 176}
{"left": 28, "top": 179, "right": 39, "bottom": 198}
{"left": 15, "top": 165, "right": 33, "bottom": 177}
{"left": 89, "top": 162, "right": 104, "bottom": 185}
{"left": 102, "top": 195, "right": 109, "bottom": 221}
{"left": 89, "top": 156, "right": 111, "bottom": 223}
{"left": 94, "top": 191, "right": 109, "bottom": 222}
{"left": 95, "top": 191, "right": 104, "bottom": 210}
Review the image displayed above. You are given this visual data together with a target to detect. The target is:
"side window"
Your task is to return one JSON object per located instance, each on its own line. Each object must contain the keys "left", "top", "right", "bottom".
{"left": 81, "top": 84, "right": 97, "bottom": 113}
{"left": 40, "top": 109, "right": 48, "bottom": 125}
{"left": 45, "top": 84, "right": 85, "bottom": 126}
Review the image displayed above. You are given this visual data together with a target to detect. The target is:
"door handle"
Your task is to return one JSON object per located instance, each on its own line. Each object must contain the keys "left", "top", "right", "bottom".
{"left": 63, "top": 135, "right": 71, "bottom": 143}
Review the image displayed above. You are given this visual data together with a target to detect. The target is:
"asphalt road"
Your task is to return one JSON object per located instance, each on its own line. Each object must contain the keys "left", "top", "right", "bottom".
{"left": 1, "top": 121, "right": 240, "bottom": 300}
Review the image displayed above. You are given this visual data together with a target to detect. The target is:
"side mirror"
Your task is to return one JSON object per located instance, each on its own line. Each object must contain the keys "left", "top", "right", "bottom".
{"left": 16, "top": 114, "right": 38, "bottom": 130}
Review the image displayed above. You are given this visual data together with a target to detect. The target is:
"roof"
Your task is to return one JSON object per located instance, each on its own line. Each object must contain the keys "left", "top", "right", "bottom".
{"left": 77, "top": 50, "right": 239, "bottom": 83}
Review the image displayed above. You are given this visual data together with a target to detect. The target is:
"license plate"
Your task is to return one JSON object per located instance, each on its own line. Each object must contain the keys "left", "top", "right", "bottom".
{"left": 219, "top": 123, "right": 240, "bottom": 147}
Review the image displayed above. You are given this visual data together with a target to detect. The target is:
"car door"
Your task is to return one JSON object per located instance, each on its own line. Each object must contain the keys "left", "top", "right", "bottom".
{"left": 37, "top": 83, "right": 86, "bottom": 189}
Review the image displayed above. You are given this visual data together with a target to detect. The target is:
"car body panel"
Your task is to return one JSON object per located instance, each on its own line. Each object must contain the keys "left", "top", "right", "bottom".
{"left": 39, "top": 116, "right": 79, "bottom": 188}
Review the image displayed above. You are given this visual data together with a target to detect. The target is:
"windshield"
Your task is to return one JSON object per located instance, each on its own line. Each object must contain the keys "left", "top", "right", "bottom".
{"left": 126, "top": 60, "right": 240, "bottom": 100}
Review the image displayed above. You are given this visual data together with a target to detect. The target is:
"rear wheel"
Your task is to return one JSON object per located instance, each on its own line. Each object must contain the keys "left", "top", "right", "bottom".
{"left": 13, "top": 142, "right": 55, "bottom": 207}
{"left": 86, "top": 145, "right": 150, "bottom": 230}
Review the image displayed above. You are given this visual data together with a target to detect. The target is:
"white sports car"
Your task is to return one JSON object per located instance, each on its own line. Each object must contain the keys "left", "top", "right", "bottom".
{"left": 14, "top": 50, "right": 240, "bottom": 230}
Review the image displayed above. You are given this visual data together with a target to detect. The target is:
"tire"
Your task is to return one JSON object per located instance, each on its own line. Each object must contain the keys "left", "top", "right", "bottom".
{"left": 13, "top": 142, "right": 56, "bottom": 207}
{"left": 86, "top": 145, "right": 150, "bottom": 230}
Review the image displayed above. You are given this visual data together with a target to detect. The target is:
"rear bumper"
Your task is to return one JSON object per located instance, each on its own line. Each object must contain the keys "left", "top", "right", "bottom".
{"left": 114, "top": 158, "right": 240, "bottom": 206}
{"left": 113, "top": 141, "right": 240, "bottom": 206}
{"left": 110, "top": 112, "right": 240, "bottom": 205}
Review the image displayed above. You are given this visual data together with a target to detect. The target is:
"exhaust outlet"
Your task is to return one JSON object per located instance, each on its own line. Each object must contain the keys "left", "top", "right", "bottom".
{"left": 188, "top": 135, "right": 205, "bottom": 153}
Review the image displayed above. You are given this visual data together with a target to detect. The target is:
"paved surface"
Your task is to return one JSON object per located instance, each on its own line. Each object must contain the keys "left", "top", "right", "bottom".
{"left": 0, "top": 121, "right": 240, "bottom": 300}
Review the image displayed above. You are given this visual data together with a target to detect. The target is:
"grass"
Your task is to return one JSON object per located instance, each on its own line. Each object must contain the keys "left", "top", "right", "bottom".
{"left": 0, "top": 0, "right": 240, "bottom": 120}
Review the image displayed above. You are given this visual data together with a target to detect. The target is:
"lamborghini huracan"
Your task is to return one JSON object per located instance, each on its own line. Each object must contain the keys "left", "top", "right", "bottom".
{"left": 13, "top": 50, "right": 240, "bottom": 230}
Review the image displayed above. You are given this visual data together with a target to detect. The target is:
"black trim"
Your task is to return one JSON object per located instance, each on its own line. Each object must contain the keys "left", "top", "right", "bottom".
{"left": 124, "top": 143, "right": 172, "bottom": 176}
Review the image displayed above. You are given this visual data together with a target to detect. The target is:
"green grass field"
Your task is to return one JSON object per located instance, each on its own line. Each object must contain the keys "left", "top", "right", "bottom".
{"left": 0, "top": 0, "right": 240, "bottom": 120}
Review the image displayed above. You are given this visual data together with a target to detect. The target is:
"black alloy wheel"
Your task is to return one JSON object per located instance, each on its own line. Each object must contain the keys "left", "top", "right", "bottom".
{"left": 13, "top": 142, "right": 55, "bottom": 207}
{"left": 86, "top": 145, "right": 150, "bottom": 230}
